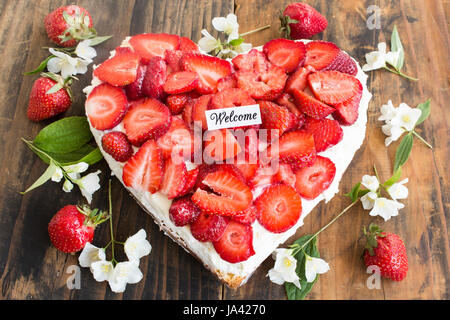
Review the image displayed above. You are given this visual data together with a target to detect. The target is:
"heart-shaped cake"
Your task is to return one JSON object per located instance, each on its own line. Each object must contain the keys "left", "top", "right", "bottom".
{"left": 84, "top": 34, "right": 372, "bottom": 288}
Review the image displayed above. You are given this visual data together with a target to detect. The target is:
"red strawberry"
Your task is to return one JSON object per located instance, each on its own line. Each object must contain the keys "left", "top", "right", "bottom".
{"left": 210, "top": 88, "right": 256, "bottom": 109}
{"left": 101, "top": 131, "right": 133, "bottom": 162}
{"left": 260, "top": 64, "right": 289, "bottom": 98}
{"left": 192, "top": 171, "right": 252, "bottom": 216}
{"left": 44, "top": 5, "right": 94, "bottom": 47}
{"left": 302, "top": 117, "right": 343, "bottom": 152}
{"left": 125, "top": 63, "right": 147, "bottom": 101}
{"left": 163, "top": 71, "right": 199, "bottom": 94}
{"left": 235, "top": 163, "right": 259, "bottom": 182}
{"left": 190, "top": 211, "right": 228, "bottom": 242}
{"left": 204, "top": 129, "right": 242, "bottom": 162}
{"left": 281, "top": 2, "right": 328, "bottom": 40}
{"left": 236, "top": 64, "right": 287, "bottom": 100}
{"left": 165, "top": 50, "right": 184, "bottom": 73}
{"left": 232, "top": 49, "right": 269, "bottom": 73}
{"left": 285, "top": 66, "right": 314, "bottom": 94}
{"left": 255, "top": 184, "right": 302, "bottom": 233}
{"left": 194, "top": 164, "right": 220, "bottom": 190}
{"left": 94, "top": 52, "right": 141, "bottom": 87}
{"left": 213, "top": 221, "right": 255, "bottom": 263}
{"left": 273, "top": 163, "right": 296, "bottom": 188}
{"left": 250, "top": 165, "right": 276, "bottom": 190}
{"left": 232, "top": 205, "right": 257, "bottom": 225}
{"left": 276, "top": 93, "right": 307, "bottom": 129}
{"left": 142, "top": 56, "right": 168, "bottom": 100}
{"left": 308, "top": 70, "right": 362, "bottom": 105}
{"left": 129, "top": 33, "right": 180, "bottom": 61}
{"left": 85, "top": 83, "right": 127, "bottom": 130}
{"left": 179, "top": 37, "right": 199, "bottom": 52}
{"left": 169, "top": 196, "right": 201, "bottom": 227}
{"left": 181, "top": 53, "right": 232, "bottom": 94}
{"left": 178, "top": 167, "right": 200, "bottom": 196}
{"left": 259, "top": 101, "right": 297, "bottom": 141}
{"left": 332, "top": 80, "right": 363, "bottom": 125}
{"left": 27, "top": 74, "right": 72, "bottom": 122}
{"left": 217, "top": 74, "right": 238, "bottom": 92}
{"left": 324, "top": 51, "right": 358, "bottom": 75}
{"left": 115, "top": 47, "right": 134, "bottom": 55}
{"left": 263, "top": 39, "right": 306, "bottom": 73}
{"left": 157, "top": 116, "right": 194, "bottom": 159}
{"left": 123, "top": 98, "right": 171, "bottom": 146}
{"left": 292, "top": 89, "right": 335, "bottom": 119}
{"left": 160, "top": 158, "right": 188, "bottom": 199}
{"left": 304, "top": 41, "right": 340, "bottom": 70}
{"left": 182, "top": 97, "right": 196, "bottom": 128}
{"left": 294, "top": 156, "right": 336, "bottom": 199}
{"left": 48, "top": 205, "right": 107, "bottom": 253}
{"left": 191, "top": 94, "right": 213, "bottom": 130}
{"left": 363, "top": 224, "right": 408, "bottom": 281}
{"left": 166, "top": 93, "right": 190, "bottom": 115}
{"left": 122, "top": 140, "right": 163, "bottom": 193}
{"left": 268, "top": 130, "right": 317, "bottom": 170}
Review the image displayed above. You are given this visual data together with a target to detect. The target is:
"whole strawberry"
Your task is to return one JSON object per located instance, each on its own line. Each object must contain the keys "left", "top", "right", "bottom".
{"left": 44, "top": 5, "right": 95, "bottom": 47}
{"left": 101, "top": 131, "right": 134, "bottom": 162}
{"left": 280, "top": 2, "right": 328, "bottom": 39}
{"left": 27, "top": 73, "right": 73, "bottom": 121}
{"left": 362, "top": 224, "right": 408, "bottom": 281}
{"left": 48, "top": 205, "right": 108, "bottom": 253}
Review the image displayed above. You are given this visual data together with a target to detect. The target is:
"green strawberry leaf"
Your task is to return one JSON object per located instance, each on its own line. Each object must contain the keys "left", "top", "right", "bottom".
{"left": 88, "top": 35, "right": 113, "bottom": 46}
{"left": 21, "top": 160, "right": 58, "bottom": 194}
{"left": 35, "top": 144, "right": 103, "bottom": 166}
{"left": 24, "top": 55, "right": 55, "bottom": 75}
{"left": 394, "top": 133, "right": 414, "bottom": 172}
{"left": 415, "top": 99, "right": 431, "bottom": 126}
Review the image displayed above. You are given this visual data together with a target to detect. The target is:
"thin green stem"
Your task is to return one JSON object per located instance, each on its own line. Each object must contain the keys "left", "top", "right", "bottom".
{"left": 383, "top": 66, "right": 418, "bottom": 81}
{"left": 240, "top": 25, "right": 271, "bottom": 37}
{"left": 108, "top": 180, "right": 116, "bottom": 266}
{"left": 412, "top": 130, "right": 433, "bottom": 149}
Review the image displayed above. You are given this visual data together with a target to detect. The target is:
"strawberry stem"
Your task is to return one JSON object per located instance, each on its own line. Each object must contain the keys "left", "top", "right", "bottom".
{"left": 240, "top": 25, "right": 271, "bottom": 37}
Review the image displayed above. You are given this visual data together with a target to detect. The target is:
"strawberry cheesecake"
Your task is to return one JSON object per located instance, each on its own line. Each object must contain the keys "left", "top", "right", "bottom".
{"left": 84, "top": 33, "right": 372, "bottom": 288}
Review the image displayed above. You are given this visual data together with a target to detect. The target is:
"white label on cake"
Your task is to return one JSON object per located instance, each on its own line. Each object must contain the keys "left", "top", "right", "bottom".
{"left": 205, "top": 104, "right": 262, "bottom": 130}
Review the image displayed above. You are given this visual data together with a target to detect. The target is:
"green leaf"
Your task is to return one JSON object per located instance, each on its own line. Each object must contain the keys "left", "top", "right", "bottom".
{"left": 383, "top": 167, "right": 402, "bottom": 187}
{"left": 88, "top": 35, "right": 113, "bottom": 46}
{"left": 21, "top": 161, "right": 58, "bottom": 194}
{"left": 24, "top": 55, "right": 55, "bottom": 75}
{"left": 229, "top": 38, "right": 244, "bottom": 47}
{"left": 345, "top": 182, "right": 361, "bottom": 203}
{"left": 391, "top": 26, "right": 405, "bottom": 70}
{"left": 46, "top": 83, "right": 63, "bottom": 95}
{"left": 394, "top": 133, "right": 414, "bottom": 172}
{"left": 35, "top": 144, "right": 103, "bottom": 166}
{"left": 285, "top": 235, "right": 320, "bottom": 300}
{"left": 33, "top": 117, "right": 93, "bottom": 154}
{"left": 415, "top": 99, "right": 431, "bottom": 126}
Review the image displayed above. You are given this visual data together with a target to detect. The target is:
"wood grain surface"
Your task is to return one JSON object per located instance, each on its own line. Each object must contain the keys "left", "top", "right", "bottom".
{"left": 0, "top": 0, "right": 448, "bottom": 300}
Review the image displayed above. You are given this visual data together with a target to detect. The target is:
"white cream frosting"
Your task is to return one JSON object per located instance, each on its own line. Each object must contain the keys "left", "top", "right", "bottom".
{"left": 85, "top": 37, "right": 372, "bottom": 285}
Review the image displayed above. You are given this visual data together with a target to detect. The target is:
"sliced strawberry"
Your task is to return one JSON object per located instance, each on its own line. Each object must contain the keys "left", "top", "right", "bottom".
{"left": 160, "top": 158, "right": 188, "bottom": 199}
{"left": 260, "top": 64, "right": 289, "bottom": 99}
{"left": 273, "top": 163, "right": 296, "bottom": 188}
{"left": 115, "top": 47, "right": 134, "bottom": 55}
{"left": 302, "top": 117, "right": 343, "bottom": 152}
{"left": 85, "top": 83, "right": 128, "bottom": 130}
{"left": 142, "top": 56, "right": 168, "bottom": 100}
{"left": 165, "top": 49, "right": 184, "bottom": 73}
{"left": 255, "top": 184, "right": 302, "bottom": 233}
{"left": 304, "top": 41, "right": 340, "bottom": 70}
{"left": 259, "top": 100, "right": 297, "bottom": 141}
{"left": 214, "top": 164, "right": 247, "bottom": 184}
{"left": 166, "top": 93, "right": 190, "bottom": 115}
{"left": 217, "top": 74, "right": 237, "bottom": 92}
{"left": 101, "top": 131, "right": 133, "bottom": 162}
{"left": 182, "top": 97, "right": 196, "bottom": 128}
{"left": 191, "top": 94, "right": 213, "bottom": 130}
{"left": 169, "top": 196, "right": 201, "bottom": 227}
{"left": 123, "top": 98, "right": 171, "bottom": 146}
{"left": 333, "top": 86, "right": 362, "bottom": 125}
{"left": 231, "top": 205, "right": 257, "bottom": 225}
{"left": 308, "top": 70, "right": 361, "bottom": 105}
{"left": 122, "top": 140, "right": 163, "bottom": 193}
{"left": 323, "top": 50, "right": 357, "bottom": 75}
{"left": 276, "top": 93, "right": 306, "bottom": 129}
{"left": 94, "top": 52, "right": 141, "bottom": 86}
{"left": 129, "top": 33, "right": 180, "bottom": 61}
{"left": 231, "top": 49, "right": 269, "bottom": 73}
{"left": 163, "top": 71, "right": 199, "bottom": 94}
{"left": 179, "top": 36, "right": 199, "bottom": 52}
{"left": 181, "top": 53, "right": 232, "bottom": 94}
{"left": 235, "top": 163, "right": 259, "bottom": 182}
{"left": 156, "top": 116, "right": 194, "bottom": 159}
{"left": 204, "top": 129, "right": 242, "bottom": 162}
{"left": 292, "top": 89, "right": 335, "bottom": 119}
{"left": 192, "top": 171, "right": 253, "bottom": 216}
{"left": 178, "top": 167, "right": 199, "bottom": 196}
{"left": 194, "top": 164, "right": 219, "bottom": 190}
{"left": 210, "top": 88, "right": 255, "bottom": 109}
{"left": 268, "top": 130, "right": 317, "bottom": 170}
{"left": 294, "top": 156, "right": 336, "bottom": 199}
{"left": 250, "top": 165, "right": 276, "bottom": 190}
{"left": 263, "top": 39, "right": 306, "bottom": 73}
{"left": 125, "top": 63, "right": 147, "bottom": 101}
{"left": 190, "top": 211, "right": 228, "bottom": 242}
{"left": 236, "top": 64, "right": 287, "bottom": 100}
{"left": 285, "top": 66, "right": 314, "bottom": 94}
{"left": 213, "top": 221, "right": 255, "bottom": 263}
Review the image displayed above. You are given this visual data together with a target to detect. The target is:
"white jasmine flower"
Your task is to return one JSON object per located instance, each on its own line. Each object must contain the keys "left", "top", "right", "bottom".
{"left": 90, "top": 260, "right": 114, "bottom": 282}
{"left": 382, "top": 123, "right": 405, "bottom": 146}
{"left": 361, "top": 175, "right": 380, "bottom": 192}
{"left": 378, "top": 100, "right": 397, "bottom": 122}
{"left": 362, "top": 42, "right": 388, "bottom": 72}
{"left": 369, "top": 197, "right": 404, "bottom": 221}
{"left": 386, "top": 50, "right": 401, "bottom": 68}
{"left": 108, "top": 260, "right": 143, "bottom": 293}
{"left": 390, "top": 103, "right": 422, "bottom": 132}
{"left": 124, "top": 229, "right": 152, "bottom": 261}
{"left": 360, "top": 191, "right": 378, "bottom": 210}
{"left": 62, "top": 179, "right": 74, "bottom": 193}
{"left": 75, "top": 170, "right": 101, "bottom": 204}
{"left": 47, "top": 48, "right": 92, "bottom": 79}
{"left": 304, "top": 255, "right": 330, "bottom": 283}
{"left": 73, "top": 58, "right": 91, "bottom": 76}
{"left": 267, "top": 249, "right": 301, "bottom": 289}
{"left": 234, "top": 42, "right": 252, "bottom": 53}
{"left": 387, "top": 178, "right": 409, "bottom": 200}
{"left": 75, "top": 40, "right": 97, "bottom": 61}
{"left": 198, "top": 29, "right": 221, "bottom": 53}
{"left": 63, "top": 162, "right": 89, "bottom": 174}
{"left": 78, "top": 243, "right": 106, "bottom": 268}
{"left": 51, "top": 167, "right": 64, "bottom": 183}
{"left": 212, "top": 13, "right": 240, "bottom": 41}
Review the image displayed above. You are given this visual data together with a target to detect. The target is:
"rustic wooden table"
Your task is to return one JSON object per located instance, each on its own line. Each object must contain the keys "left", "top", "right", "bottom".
{"left": 0, "top": 0, "right": 448, "bottom": 300}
